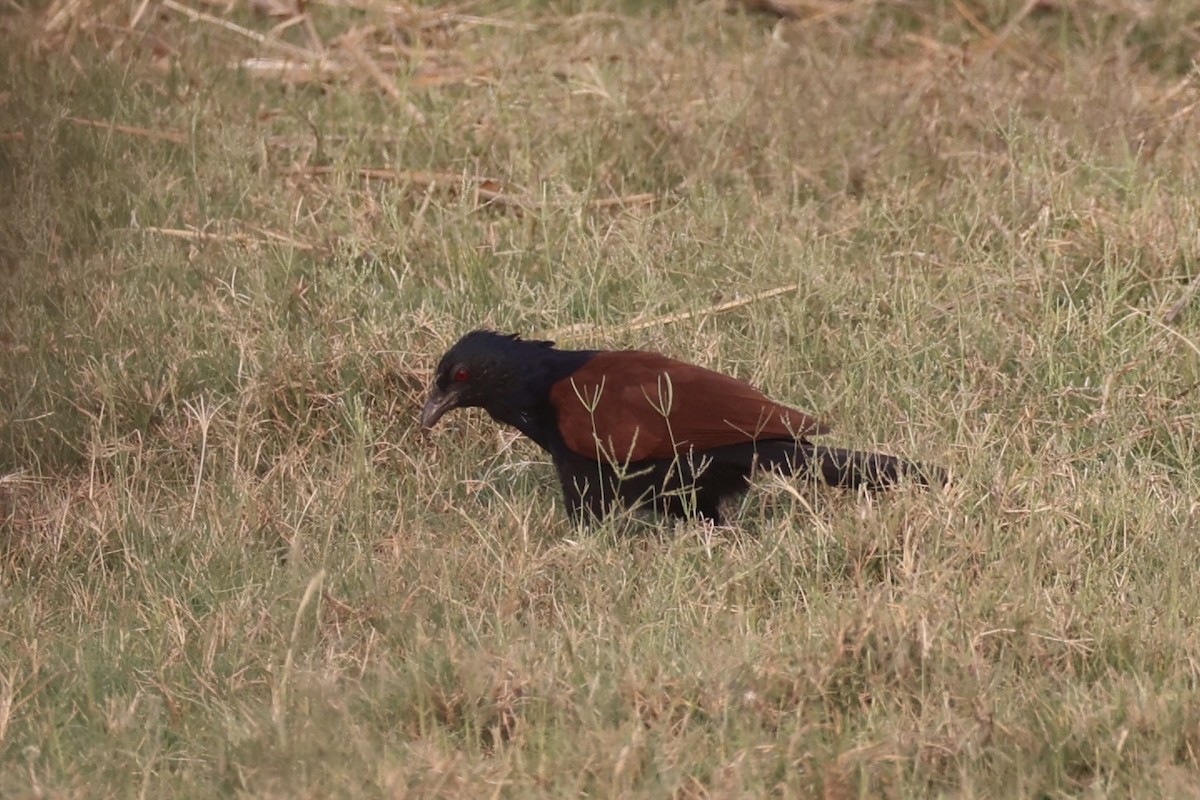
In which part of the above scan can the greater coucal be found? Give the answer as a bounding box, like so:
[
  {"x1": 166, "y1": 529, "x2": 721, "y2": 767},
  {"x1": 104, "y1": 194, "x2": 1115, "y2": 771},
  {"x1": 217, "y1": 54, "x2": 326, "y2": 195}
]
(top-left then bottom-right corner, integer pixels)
[{"x1": 420, "y1": 330, "x2": 940, "y2": 522}]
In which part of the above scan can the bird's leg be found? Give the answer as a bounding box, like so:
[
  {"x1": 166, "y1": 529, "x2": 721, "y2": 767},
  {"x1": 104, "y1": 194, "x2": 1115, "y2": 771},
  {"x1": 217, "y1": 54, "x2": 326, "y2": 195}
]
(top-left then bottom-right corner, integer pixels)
[
  {"x1": 694, "y1": 492, "x2": 725, "y2": 524},
  {"x1": 561, "y1": 478, "x2": 604, "y2": 524}
]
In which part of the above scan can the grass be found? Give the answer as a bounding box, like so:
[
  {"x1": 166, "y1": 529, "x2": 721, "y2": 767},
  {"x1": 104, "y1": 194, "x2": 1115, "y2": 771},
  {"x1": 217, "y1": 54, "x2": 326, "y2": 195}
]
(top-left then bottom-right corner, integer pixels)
[{"x1": 3, "y1": 0, "x2": 1200, "y2": 795}]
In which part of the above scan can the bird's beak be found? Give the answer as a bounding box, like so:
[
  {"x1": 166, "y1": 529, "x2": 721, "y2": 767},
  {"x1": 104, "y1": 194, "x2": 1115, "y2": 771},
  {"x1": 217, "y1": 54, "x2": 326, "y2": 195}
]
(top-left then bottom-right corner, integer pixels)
[{"x1": 420, "y1": 385, "x2": 459, "y2": 431}]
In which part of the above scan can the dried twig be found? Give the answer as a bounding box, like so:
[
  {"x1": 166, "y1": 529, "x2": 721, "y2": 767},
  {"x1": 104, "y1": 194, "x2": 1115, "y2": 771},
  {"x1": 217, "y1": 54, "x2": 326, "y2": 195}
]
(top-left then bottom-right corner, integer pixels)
[
  {"x1": 339, "y1": 33, "x2": 402, "y2": 103},
  {"x1": 42, "y1": 0, "x2": 87, "y2": 35},
  {"x1": 411, "y1": 68, "x2": 496, "y2": 88},
  {"x1": 1165, "y1": 278, "x2": 1200, "y2": 324},
  {"x1": 234, "y1": 57, "x2": 492, "y2": 88},
  {"x1": 291, "y1": 165, "x2": 531, "y2": 209},
  {"x1": 142, "y1": 226, "x2": 322, "y2": 252},
  {"x1": 235, "y1": 57, "x2": 337, "y2": 83},
  {"x1": 161, "y1": 0, "x2": 316, "y2": 60},
  {"x1": 951, "y1": 0, "x2": 1041, "y2": 69},
  {"x1": 473, "y1": 179, "x2": 527, "y2": 209},
  {"x1": 295, "y1": 166, "x2": 466, "y2": 183},
  {"x1": 65, "y1": 116, "x2": 188, "y2": 144},
  {"x1": 413, "y1": 11, "x2": 538, "y2": 31},
  {"x1": 307, "y1": 0, "x2": 537, "y2": 31},
  {"x1": 973, "y1": 0, "x2": 1042, "y2": 62},
  {"x1": 552, "y1": 283, "x2": 801, "y2": 341},
  {"x1": 291, "y1": 165, "x2": 660, "y2": 213},
  {"x1": 339, "y1": 33, "x2": 427, "y2": 122},
  {"x1": 585, "y1": 192, "x2": 659, "y2": 210}
]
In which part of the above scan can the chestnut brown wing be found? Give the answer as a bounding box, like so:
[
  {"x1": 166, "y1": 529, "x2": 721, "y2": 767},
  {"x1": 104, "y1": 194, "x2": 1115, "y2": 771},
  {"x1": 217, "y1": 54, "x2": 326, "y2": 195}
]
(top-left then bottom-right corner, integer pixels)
[{"x1": 549, "y1": 350, "x2": 828, "y2": 463}]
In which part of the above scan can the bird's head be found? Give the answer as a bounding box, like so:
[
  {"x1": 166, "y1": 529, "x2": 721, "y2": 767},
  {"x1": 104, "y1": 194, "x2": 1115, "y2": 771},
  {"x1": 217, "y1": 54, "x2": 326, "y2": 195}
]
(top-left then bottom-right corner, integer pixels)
[{"x1": 419, "y1": 330, "x2": 555, "y2": 431}]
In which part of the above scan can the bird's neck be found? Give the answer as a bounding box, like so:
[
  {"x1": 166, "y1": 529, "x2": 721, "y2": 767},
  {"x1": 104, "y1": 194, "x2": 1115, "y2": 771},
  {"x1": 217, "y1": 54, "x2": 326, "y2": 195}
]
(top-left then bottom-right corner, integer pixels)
[{"x1": 485, "y1": 347, "x2": 596, "y2": 455}]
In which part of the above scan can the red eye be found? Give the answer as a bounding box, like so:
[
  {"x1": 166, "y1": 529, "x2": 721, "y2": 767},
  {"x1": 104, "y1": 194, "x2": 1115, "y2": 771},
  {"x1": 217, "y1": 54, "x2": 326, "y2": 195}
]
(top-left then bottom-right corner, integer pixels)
[{"x1": 453, "y1": 366, "x2": 470, "y2": 383}]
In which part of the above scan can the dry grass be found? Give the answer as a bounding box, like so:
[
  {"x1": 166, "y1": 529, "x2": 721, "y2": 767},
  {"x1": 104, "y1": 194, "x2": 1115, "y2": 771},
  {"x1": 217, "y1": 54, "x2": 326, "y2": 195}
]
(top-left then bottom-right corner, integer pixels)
[{"x1": 3, "y1": 0, "x2": 1200, "y2": 796}]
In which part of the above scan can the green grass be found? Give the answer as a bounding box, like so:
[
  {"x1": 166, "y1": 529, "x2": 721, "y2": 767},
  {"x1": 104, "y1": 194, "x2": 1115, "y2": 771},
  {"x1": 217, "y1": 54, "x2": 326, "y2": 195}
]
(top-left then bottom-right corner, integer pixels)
[{"x1": 3, "y1": 0, "x2": 1200, "y2": 795}]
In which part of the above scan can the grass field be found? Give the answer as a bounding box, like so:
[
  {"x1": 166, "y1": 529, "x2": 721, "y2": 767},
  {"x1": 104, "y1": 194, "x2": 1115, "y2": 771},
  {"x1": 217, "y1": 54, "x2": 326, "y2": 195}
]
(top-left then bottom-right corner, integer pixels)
[{"x1": 3, "y1": 0, "x2": 1200, "y2": 795}]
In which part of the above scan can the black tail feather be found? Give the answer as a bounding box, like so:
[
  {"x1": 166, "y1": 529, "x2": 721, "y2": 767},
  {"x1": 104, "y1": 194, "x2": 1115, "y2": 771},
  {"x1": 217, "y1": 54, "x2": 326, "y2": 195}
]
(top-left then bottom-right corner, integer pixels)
[
  {"x1": 553, "y1": 440, "x2": 943, "y2": 524},
  {"x1": 756, "y1": 442, "x2": 944, "y2": 490}
]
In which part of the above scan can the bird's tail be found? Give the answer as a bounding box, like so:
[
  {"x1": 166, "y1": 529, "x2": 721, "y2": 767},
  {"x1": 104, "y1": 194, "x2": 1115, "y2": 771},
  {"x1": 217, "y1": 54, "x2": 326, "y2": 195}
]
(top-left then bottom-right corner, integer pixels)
[{"x1": 756, "y1": 442, "x2": 944, "y2": 490}]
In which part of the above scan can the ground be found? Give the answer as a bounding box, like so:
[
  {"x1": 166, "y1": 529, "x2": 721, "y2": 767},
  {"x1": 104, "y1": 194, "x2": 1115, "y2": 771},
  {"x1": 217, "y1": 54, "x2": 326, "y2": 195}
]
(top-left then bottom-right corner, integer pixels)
[{"x1": 3, "y1": 0, "x2": 1200, "y2": 796}]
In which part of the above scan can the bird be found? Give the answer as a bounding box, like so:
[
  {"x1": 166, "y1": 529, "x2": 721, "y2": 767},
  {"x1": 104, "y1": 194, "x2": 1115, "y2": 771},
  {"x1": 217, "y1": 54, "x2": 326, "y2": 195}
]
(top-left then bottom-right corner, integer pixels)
[{"x1": 420, "y1": 330, "x2": 941, "y2": 523}]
